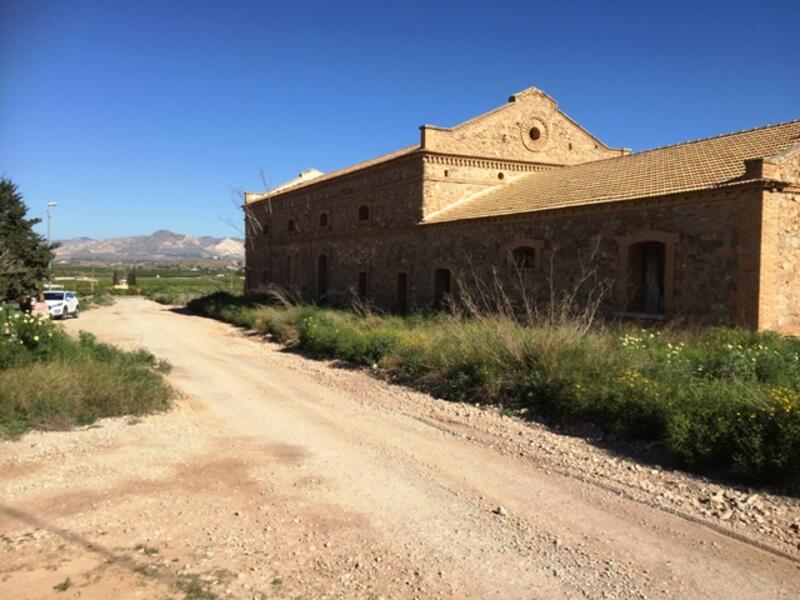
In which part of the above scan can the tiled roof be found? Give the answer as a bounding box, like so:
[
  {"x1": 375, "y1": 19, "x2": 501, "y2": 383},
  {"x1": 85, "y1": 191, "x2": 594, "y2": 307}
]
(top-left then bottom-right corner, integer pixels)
[
  {"x1": 425, "y1": 120, "x2": 800, "y2": 223},
  {"x1": 247, "y1": 145, "x2": 420, "y2": 203}
]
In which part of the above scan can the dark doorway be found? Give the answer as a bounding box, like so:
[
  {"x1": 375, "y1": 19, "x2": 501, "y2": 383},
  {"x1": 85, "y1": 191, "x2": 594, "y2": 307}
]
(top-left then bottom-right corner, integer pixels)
[
  {"x1": 357, "y1": 272, "x2": 368, "y2": 299},
  {"x1": 433, "y1": 268, "x2": 451, "y2": 309},
  {"x1": 317, "y1": 255, "x2": 328, "y2": 299},
  {"x1": 629, "y1": 242, "x2": 665, "y2": 315},
  {"x1": 397, "y1": 273, "x2": 408, "y2": 313}
]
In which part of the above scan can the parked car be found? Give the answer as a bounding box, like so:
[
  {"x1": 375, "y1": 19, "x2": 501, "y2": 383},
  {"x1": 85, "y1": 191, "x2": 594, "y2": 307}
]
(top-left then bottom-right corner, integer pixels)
[{"x1": 43, "y1": 290, "x2": 80, "y2": 319}]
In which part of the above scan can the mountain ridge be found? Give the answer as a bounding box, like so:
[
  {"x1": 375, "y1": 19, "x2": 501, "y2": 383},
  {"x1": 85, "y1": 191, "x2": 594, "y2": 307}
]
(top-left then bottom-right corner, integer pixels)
[{"x1": 55, "y1": 230, "x2": 244, "y2": 263}]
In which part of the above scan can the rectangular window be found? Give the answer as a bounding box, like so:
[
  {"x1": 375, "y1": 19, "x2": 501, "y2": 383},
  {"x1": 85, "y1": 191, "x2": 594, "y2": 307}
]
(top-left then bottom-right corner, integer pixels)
[
  {"x1": 397, "y1": 273, "x2": 408, "y2": 313},
  {"x1": 358, "y1": 272, "x2": 368, "y2": 299}
]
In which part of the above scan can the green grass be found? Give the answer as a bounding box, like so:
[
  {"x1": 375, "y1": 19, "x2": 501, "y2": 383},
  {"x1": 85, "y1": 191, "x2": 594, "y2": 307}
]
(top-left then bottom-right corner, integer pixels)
[
  {"x1": 139, "y1": 275, "x2": 242, "y2": 305},
  {"x1": 0, "y1": 309, "x2": 173, "y2": 437},
  {"x1": 50, "y1": 265, "x2": 244, "y2": 307},
  {"x1": 188, "y1": 292, "x2": 800, "y2": 488}
]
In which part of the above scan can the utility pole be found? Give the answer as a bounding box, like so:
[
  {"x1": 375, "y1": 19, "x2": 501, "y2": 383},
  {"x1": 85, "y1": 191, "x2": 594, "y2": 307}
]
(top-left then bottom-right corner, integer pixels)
[{"x1": 47, "y1": 202, "x2": 58, "y2": 289}]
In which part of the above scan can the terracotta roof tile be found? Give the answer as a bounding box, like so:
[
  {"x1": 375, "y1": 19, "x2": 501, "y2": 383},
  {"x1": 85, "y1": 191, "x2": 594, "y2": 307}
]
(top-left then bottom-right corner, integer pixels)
[
  {"x1": 425, "y1": 120, "x2": 800, "y2": 223},
  {"x1": 248, "y1": 145, "x2": 420, "y2": 202}
]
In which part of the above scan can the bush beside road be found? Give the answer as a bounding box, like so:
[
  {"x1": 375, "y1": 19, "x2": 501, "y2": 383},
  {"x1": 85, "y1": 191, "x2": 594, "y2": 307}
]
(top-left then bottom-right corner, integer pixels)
[
  {"x1": 188, "y1": 291, "x2": 800, "y2": 488},
  {"x1": 0, "y1": 307, "x2": 173, "y2": 437}
]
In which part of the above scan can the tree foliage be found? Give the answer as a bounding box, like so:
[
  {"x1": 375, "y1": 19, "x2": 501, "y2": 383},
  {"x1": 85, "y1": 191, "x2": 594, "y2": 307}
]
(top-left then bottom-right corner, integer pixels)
[
  {"x1": 127, "y1": 266, "x2": 138, "y2": 286},
  {"x1": 0, "y1": 178, "x2": 55, "y2": 300}
]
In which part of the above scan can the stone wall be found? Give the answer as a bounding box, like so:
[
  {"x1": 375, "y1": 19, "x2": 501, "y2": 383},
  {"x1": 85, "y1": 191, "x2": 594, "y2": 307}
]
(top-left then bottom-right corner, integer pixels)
[
  {"x1": 250, "y1": 185, "x2": 767, "y2": 329},
  {"x1": 245, "y1": 154, "x2": 424, "y2": 291},
  {"x1": 412, "y1": 189, "x2": 756, "y2": 327},
  {"x1": 759, "y1": 189, "x2": 800, "y2": 333}
]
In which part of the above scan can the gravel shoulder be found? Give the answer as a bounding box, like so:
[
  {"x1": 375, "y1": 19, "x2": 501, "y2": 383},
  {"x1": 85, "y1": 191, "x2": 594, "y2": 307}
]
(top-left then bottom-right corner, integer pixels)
[{"x1": 1, "y1": 297, "x2": 799, "y2": 599}]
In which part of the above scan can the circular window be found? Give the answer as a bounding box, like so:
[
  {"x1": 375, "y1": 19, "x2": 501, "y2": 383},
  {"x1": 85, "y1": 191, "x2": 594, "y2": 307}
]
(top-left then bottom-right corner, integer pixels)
[{"x1": 521, "y1": 117, "x2": 549, "y2": 151}]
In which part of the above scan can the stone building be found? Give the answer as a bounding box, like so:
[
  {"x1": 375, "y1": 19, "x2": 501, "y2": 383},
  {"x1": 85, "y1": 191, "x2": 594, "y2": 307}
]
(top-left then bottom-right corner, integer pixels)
[{"x1": 243, "y1": 88, "x2": 800, "y2": 332}]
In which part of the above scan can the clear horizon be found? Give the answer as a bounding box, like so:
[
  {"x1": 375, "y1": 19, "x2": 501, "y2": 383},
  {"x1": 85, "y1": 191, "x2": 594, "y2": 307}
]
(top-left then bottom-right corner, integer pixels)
[
  {"x1": 56, "y1": 229, "x2": 242, "y2": 243},
  {"x1": 2, "y1": 0, "x2": 798, "y2": 240}
]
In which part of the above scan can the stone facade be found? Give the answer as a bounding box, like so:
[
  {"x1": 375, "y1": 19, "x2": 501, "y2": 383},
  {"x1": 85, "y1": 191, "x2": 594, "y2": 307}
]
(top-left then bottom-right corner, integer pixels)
[
  {"x1": 419, "y1": 88, "x2": 624, "y2": 164},
  {"x1": 761, "y1": 189, "x2": 800, "y2": 332},
  {"x1": 244, "y1": 88, "x2": 800, "y2": 332}
]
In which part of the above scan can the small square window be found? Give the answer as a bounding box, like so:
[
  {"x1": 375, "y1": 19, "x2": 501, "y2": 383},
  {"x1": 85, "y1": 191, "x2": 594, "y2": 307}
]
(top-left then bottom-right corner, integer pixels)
[{"x1": 512, "y1": 246, "x2": 536, "y2": 270}]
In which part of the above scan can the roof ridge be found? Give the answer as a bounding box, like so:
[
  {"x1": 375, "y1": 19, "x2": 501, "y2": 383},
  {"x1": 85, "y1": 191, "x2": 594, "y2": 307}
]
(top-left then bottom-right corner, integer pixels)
[
  {"x1": 629, "y1": 118, "x2": 800, "y2": 157},
  {"x1": 247, "y1": 144, "x2": 420, "y2": 202}
]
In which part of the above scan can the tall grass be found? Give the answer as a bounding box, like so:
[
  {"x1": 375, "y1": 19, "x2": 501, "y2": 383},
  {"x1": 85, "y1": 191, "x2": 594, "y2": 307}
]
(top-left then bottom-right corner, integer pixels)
[
  {"x1": 0, "y1": 308, "x2": 173, "y2": 437},
  {"x1": 188, "y1": 291, "x2": 800, "y2": 487}
]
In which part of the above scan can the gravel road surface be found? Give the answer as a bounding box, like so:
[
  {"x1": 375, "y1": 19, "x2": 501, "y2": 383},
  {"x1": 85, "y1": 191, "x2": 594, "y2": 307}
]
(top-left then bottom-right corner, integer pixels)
[{"x1": 1, "y1": 297, "x2": 799, "y2": 599}]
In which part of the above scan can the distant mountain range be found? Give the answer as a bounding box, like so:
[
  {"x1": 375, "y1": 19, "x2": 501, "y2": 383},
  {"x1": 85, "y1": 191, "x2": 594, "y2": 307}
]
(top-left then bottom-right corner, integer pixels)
[{"x1": 55, "y1": 230, "x2": 244, "y2": 263}]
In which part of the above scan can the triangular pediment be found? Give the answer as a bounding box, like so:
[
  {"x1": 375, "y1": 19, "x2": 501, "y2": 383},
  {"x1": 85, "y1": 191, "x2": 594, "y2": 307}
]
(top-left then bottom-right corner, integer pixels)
[{"x1": 420, "y1": 87, "x2": 626, "y2": 164}]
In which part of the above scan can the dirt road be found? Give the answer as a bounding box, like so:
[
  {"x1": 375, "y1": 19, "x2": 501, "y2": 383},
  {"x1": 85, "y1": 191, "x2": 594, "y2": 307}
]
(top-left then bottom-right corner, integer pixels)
[{"x1": 2, "y1": 298, "x2": 799, "y2": 599}]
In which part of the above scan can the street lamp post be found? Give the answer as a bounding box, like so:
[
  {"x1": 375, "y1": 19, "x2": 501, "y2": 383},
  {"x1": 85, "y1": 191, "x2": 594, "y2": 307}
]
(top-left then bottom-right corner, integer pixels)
[{"x1": 47, "y1": 202, "x2": 58, "y2": 289}]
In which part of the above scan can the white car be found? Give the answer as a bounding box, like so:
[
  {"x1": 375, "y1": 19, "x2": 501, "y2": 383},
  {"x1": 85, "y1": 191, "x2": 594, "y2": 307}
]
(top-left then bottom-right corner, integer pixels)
[{"x1": 44, "y1": 290, "x2": 80, "y2": 319}]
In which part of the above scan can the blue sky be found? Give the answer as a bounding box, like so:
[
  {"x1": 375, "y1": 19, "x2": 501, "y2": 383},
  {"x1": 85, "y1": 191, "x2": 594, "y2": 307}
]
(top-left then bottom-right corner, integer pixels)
[{"x1": 1, "y1": 0, "x2": 798, "y2": 240}]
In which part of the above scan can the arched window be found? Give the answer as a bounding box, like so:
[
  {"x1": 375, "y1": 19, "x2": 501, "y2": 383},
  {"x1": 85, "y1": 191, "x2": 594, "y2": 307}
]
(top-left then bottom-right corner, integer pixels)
[
  {"x1": 358, "y1": 205, "x2": 370, "y2": 221},
  {"x1": 617, "y1": 230, "x2": 678, "y2": 317},
  {"x1": 319, "y1": 212, "x2": 329, "y2": 227},
  {"x1": 511, "y1": 246, "x2": 536, "y2": 271},
  {"x1": 288, "y1": 219, "x2": 295, "y2": 232},
  {"x1": 506, "y1": 240, "x2": 543, "y2": 273}
]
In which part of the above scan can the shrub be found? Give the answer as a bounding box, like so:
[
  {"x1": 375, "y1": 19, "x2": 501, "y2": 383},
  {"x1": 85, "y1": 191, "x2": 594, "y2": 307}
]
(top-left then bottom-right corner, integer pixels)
[
  {"x1": 185, "y1": 293, "x2": 800, "y2": 487},
  {"x1": 0, "y1": 306, "x2": 173, "y2": 437}
]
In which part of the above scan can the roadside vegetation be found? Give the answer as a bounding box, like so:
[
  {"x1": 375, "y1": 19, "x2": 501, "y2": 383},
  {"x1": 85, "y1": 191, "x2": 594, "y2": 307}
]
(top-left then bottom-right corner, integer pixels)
[
  {"x1": 0, "y1": 306, "x2": 173, "y2": 437},
  {"x1": 187, "y1": 291, "x2": 800, "y2": 488},
  {"x1": 0, "y1": 177, "x2": 174, "y2": 438},
  {"x1": 52, "y1": 264, "x2": 243, "y2": 307}
]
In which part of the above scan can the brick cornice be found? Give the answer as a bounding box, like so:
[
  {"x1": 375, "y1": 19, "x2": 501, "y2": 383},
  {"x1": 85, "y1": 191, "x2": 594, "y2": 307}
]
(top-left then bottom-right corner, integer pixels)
[{"x1": 420, "y1": 152, "x2": 560, "y2": 172}]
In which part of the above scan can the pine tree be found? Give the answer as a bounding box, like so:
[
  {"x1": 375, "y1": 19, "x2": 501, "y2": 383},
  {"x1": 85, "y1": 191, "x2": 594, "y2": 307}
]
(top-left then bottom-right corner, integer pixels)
[
  {"x1": 128, "y1": 266, "x2": 138, "y2": 286},
  {"x1": 0, "y1": 178, "x2": 55, "y2": 300}
]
